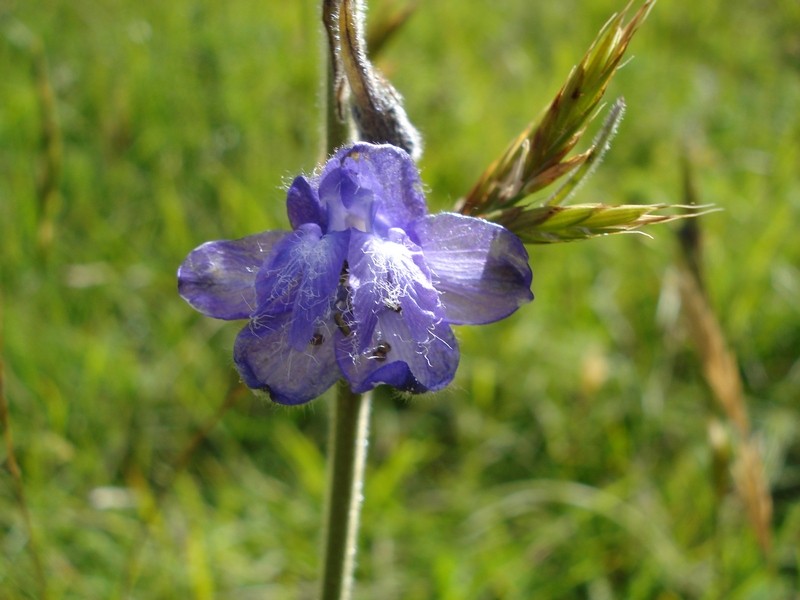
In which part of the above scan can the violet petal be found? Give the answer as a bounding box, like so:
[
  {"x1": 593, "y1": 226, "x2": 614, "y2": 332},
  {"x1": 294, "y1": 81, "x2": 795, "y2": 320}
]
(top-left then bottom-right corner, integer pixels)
[
  {"x1": 287, "y1": 176, "x2": 327, "y2": 231},
  {"x1": 319, "y1": 166, "x2": 375, "y2": 232},
  {"x1": 255, "y1": 225, "x2": 349, "y2": 351},
  {"x1": 347, "y1": 230, "x2": 442, "y2": 353},
  {"x1": 320, "y1": 144, "x2": 427, "y2": 235},
  {"x1": 335, "y1": 309, "x2": 458, "y2": 394},
  {"x1": 409, "y1": 213, "x2": 533, "y2": 325},
  {"x1": 178, "y1": 230, "x2": 288, "y2": 320},
  {"x1": 234, "y1": 315, "x2": 340, "y2": 405}
]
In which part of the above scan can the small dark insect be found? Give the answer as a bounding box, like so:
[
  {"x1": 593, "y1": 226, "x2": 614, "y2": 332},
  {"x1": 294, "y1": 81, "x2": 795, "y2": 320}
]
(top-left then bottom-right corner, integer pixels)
[
  {"x1": 384, "y1": 299, "x2": 402, "y2": 313},
  {"x1": 258, "y1": 385, "x2": 276, "y2": 401},
  {"x1": 334, "y1": 312, "x2": 352, "y2": 337},
  {"x1": 370, "y1": 341, "x2": 391, "y2": 362},
  {"x1": 309, "y1": 333, "x2": 325, "y2": 346}
]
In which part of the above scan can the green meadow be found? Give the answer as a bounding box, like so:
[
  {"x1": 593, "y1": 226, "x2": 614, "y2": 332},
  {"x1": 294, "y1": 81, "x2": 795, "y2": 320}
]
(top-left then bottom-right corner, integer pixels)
[{"x1": 1, "y1": 0, "x2": 799, "y2": 597}]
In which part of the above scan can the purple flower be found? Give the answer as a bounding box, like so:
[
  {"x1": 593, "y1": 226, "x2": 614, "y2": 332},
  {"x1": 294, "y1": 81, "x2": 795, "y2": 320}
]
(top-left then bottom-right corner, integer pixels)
[{"x1": 178, "y1": 143, "x2": 533, "y2": 405}]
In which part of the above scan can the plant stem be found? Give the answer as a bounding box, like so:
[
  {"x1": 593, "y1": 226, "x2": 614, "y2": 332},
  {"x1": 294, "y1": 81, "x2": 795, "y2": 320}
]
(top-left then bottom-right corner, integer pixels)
[
  {"x1": 319, "y1": 381, "x2": 372, "y2": 600},
  {"x1": 322, "y1": 0, "x2": 350, "y2": 155},
  {"x1": 324, "y1": 59, "x2": 351, "y2": 154},
  {"x1": 319, "y1": 7, "x2": 365, "y2": 598}
]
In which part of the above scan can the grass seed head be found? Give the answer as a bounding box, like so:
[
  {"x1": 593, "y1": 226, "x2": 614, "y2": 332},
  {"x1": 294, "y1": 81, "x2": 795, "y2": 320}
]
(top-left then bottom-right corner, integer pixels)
[{"x1": 459, "y1": 1, "x2": 656, "y2": 219}]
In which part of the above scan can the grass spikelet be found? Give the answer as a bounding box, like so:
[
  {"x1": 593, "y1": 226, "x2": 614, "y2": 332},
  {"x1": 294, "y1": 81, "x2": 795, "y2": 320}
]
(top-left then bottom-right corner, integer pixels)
[
  {"x1": 459, "y1": 0, "x2": 656, "y2": 216},
  {"x1": 493, "y1": 203, "x2": 713, "y2": 244},
  {"x1": 544, "y1": 98, "x2": 625, "y2": 207}
]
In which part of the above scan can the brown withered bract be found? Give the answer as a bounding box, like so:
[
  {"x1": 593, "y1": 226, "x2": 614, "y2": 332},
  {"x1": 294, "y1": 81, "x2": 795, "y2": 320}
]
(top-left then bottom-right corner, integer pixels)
[
  {"x1": 323, "y1": 0, "x2": 422, "y2": 159},
  {"x1": 339, "y1": 0, "x2": 422, "y2": 159}
]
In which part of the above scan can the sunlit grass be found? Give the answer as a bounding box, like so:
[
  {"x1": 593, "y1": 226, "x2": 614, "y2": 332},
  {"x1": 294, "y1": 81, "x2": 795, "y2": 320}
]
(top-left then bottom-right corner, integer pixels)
[{"x1": 1, "y1": 0, "x2": 799, "y2": 598}]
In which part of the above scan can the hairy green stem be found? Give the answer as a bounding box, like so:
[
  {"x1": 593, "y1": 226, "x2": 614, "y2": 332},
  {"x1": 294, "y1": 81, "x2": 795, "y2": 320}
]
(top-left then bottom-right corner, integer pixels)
[
  {"x1": 319, "y1": 381, "x2": 372, "y2": 600},
  {"x1": 319, "y1": 7, "x2": 368, "y2": 598},
  {"x1": 325, "y1": 62, "x2": 351, "y2": 153},
  {"x1": 322, "y1": 0, "x2": 350, "y2": 155}
]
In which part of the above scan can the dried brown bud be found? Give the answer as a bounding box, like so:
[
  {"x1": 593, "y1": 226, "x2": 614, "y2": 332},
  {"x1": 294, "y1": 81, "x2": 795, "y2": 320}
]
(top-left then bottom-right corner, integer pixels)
[{"x1": 338, "y1": 0, "x2": 422, "y2": 160}]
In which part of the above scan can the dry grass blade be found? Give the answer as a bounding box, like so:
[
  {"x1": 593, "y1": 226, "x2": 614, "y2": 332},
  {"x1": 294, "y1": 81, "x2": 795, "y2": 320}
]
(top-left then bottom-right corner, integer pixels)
[
  {"x1": 677, "y1": 258, "x2": 773, "y2": 555},
  {"x1": 732, "y1": 439, "x2": 773, "y2": 554},
  {"x1": 459, "y1": 0, "x2": 655, "y2": 216},
  {"x1": 493, "y1": 202, "x2": 713, "y2": 244},
  {"x1": 676, "y1": 160, "x2": 773, "y2": 555},
  {"x1": 677, "y1": 269, "x2": 749, "y2": 434},
  {"x1": 0, "y1": 292, "x2": 49, "y2": 599},
  {"x1": 156, "y1": 383, "x2": 247, "y2": 495}
]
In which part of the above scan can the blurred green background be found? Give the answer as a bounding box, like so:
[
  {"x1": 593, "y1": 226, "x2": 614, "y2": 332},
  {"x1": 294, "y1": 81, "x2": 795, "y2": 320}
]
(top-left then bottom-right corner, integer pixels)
[{"x1": 2, "y1": 0, "x2": 799, "y2": 598}]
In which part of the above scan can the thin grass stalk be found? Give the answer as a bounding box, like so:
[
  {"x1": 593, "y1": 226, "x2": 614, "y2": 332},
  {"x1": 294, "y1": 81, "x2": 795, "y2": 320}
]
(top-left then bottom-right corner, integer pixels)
[
  {"x1": 117, "y1": 383, "x2": 246, "y2": 598},
  {"x1": 32, "y1": 34, "x2": 62, "y2": 253},
  {"x1": 159, "y1": 384, "x2": 247, "y2": 491},
  {"x1": 319, "y1": 382, "x2": 372, "y2": 600},
  {"x1": 0, "y1": 292, "x2": 49, "y2": 599}
]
